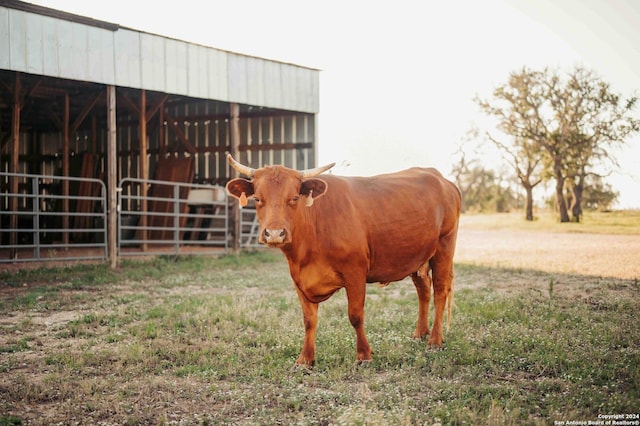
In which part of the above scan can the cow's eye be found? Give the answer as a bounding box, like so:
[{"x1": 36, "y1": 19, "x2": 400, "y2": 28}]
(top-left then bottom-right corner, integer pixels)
[
  {"x1": 292, "y1": 195, "x2": 299, "y2": 202},
  {"x1": 252, "y1": 196, "x2": 262, "y2": 204}
]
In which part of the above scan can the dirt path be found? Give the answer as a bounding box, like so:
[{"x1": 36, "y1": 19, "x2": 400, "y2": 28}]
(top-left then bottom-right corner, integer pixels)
[{"x1": 455, "y1": 227, "x2": 640, "y2": 280}]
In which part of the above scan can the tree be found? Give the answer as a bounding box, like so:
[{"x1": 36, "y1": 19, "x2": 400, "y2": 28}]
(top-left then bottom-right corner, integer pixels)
[
  {"x1": 476, "y1": 66, "x2": 639, "y2": 222},
  {"x1": 483, "y1": 134, "x2": 543, "y2": 221},
  {"x1": 450, "y1": 147, "x2": 517, "y2": 213},
  {"x1": 579, "y1": 175, "x2": 619, "y2": 212}
]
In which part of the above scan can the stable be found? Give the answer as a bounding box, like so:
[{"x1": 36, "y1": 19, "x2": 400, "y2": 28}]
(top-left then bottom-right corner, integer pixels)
[{"x1": 0, "y1": 1, "x2": 320, "y2": 266}]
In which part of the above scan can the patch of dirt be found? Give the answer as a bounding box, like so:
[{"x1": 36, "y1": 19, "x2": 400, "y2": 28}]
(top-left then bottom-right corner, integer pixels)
[
  {"x1": 450, "y1": 226, "x2": 640, "y2": 302},
  {"x1": 455, "y1": 228, "x2": 640, "y2": 280}
]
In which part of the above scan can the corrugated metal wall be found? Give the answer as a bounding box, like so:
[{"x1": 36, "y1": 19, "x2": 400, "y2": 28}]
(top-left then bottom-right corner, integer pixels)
[{"x1": 0, "y1": 5, "x2": 319, "y2": 113}]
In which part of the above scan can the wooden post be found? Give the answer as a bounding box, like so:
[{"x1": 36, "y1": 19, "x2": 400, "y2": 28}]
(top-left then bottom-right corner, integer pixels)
[
  {"x1": 106, "y1": 85, "x2": 118, "y2": 268},
  {"x1": 159, "y1": 102, "x2": 166, "y2": 158},
  {"x1": 62, "y1": 93, "x2": 70, "y2": 248},
  {"x1": 91, "y1": 115, "x2": 97, "y2": 154},
  {"x1": 230, "y1": 103, "x2": 241, "y2": 252},
  {"x1": 10, "y1": 73, "x2": 21, "y2": 258},
  {"x1": 139, "y1": 90, "x2": 148, "y2": 251}
]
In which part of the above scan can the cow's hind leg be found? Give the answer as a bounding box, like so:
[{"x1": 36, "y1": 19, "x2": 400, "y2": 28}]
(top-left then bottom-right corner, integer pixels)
[
  {"x1": 427, "y1": 234, "x2": 456, "y2": 348},
  {"x1": 411, "y1": 263, "x2": 432, "y2": 339}
]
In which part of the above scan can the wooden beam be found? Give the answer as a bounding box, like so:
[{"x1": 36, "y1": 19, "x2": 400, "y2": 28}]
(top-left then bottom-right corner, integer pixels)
[
  {"x1": 230, "y1": 103, "x2": 240, "y2": 252},
  {"x1": 46, "y1": 105, "x2": 63, "y2": 131},
  {"x1": 145, "y1": 94, "x2": 168, "y2": 124},
  {"x1": 166, "y1": 110, "x2": 307, "y2": 124},
  {"x1": 119, "y1": 92, "x2": 140, "y2": 115},
  {"x1": 10, "y1": 72, "x2": 21, "y2": 258},
  {"x1": 112, "y1": 142, "x2": 311, "y2": 157},
  {"x1": 41, "y1": 87, "x2": 102, "y2": 134},
  {"x1": 0, "y1": 133, "x2": 10, "y2": 154},
  {"x1": 25, "y1": 77, "x2": 44, "y2": 99},
  {"x1": 0, "y1": 79, "x2": 12, "y2": 94},
  {"x1": 91, "y1": 115, "x2": 97, "y2": 154},
  {"x1": 70, "y1": 91, "x2": 102, "y2": 134},
  {"x1": 106, "y1": 85, "x2": 117, "y2": 268},
  {"x1": 239, "y1": 142, "x2": 313, "y2": 152},
  {"x1": 62, "y1": 92, "x2": 70, "y2": 248},
  {"x1": 139, "y1": 90, "x2": 148, "y2": 251},
  {"x1": 159, "y1": 104, "x2": 166, "y2": 157},
  {"x1": 164, "y1": 112, "x2": 197, "y2": 154}
]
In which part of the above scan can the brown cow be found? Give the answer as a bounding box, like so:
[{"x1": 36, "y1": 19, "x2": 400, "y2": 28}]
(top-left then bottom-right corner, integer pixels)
[{"x1": 225, "y1": 154, "x2": 461, "y2": 367}]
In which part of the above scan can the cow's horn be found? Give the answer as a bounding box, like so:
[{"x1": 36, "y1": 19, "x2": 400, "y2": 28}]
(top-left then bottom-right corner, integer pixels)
[
  {"x1": 227, "y1": 154, "x2": 256, "y2": 177},
  {"x1": 299, "y1": 162, "x2": 336, "y2": 178}
]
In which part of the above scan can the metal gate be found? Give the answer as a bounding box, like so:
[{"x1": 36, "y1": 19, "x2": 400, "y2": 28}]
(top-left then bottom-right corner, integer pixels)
[
  {"x1": 117, "y1": 178, "x2": 230, "y2": 257},
  {"x1": 0, "y1": 173, "x2": 256, "y2": 265},
  {"x1": 0, "y1": 172, "x2": 107, "y2": 263}
]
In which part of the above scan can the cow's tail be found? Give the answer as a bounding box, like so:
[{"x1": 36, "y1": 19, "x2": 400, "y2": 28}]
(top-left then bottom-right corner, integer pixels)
[
  {"x1": 446, "y1": 284, "x2": 454, "y2": 331},
  {"x1": 446, "y1": 270, "x2": 454, "y2": 331}
]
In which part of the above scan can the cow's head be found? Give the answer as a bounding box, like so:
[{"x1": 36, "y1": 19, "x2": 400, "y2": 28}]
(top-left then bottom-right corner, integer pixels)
[{"x1": 225, "y1": 154, "x2": 335, "y2": 247}]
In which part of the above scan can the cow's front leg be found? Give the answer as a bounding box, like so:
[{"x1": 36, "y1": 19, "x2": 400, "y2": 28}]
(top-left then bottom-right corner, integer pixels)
[
  {"x1": 411, "y1": 268, "x2": 432, "y2": 339},
  {"x1": 294, "y1": 287, "x2": 318, "y2": 367},
  {"x1": 345, "y1": 284, "x2": 372, "y2": 364}
]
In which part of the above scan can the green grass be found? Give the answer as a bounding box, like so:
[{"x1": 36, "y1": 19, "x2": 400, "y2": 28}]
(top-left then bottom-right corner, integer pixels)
[{"x1": 1, "y1": 252, "x2": 638, "y2": 424}]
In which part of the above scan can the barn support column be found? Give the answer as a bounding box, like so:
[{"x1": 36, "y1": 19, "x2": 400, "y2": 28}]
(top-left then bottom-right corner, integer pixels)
[
  {"x1": 106, "y1": 85, "x2": 118, "y2": 268},
  {"x1": 139, "y1": 89, "x2": 148, "y2": 251},
  {"x1": 313, "y1": 113, "x2": 319, "y2": 168},
  {"x1": 62, "y1": 93, "x2": 70, "y2": 249},
  {"x1": 9, "y1": 73, "x2": 21, "y2": 259},
  {"x1": 91, "y1": 115, "x2": 98, "y2": 154},
  {"x1": 230, "y1": 103, "x2": 241, "y2": 252},
  {"x1": 159, "y1": 103, "x2": 166, "y2": 157}
]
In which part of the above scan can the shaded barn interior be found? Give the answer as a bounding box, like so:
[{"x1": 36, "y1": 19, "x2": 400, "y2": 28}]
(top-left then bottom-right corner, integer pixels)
[{"x1": 0, "y1": 1, "x2": 319, "y2": 264}]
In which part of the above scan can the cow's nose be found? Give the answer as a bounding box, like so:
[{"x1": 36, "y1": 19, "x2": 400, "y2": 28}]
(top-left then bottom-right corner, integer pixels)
[{"x1": 263, "y1": 228, "x2": 287, "y2": 245}]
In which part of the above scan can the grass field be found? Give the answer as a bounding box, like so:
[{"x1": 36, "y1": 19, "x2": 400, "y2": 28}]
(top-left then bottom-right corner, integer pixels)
[{"x1": 1, "y1": 212, "x2": 639, "y2": 425}]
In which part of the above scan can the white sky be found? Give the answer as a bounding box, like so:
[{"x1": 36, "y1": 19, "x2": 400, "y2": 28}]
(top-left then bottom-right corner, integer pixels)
[{"x1": 32, "y1": 0, "x2": 640, "y2": 208}]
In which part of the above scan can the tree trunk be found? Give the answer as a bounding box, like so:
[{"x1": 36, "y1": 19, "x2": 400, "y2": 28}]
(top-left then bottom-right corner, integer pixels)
[
  {"x1": 555, "y1": 175, "x2": 570, "y2": 222},
  {"x1": 550, "y1": 155, "x2": 571, "y2": 222},
  {"x1": 524, "y1": 185, "x2": 534, "y2": 221},
  {"x1": 570, "y1": 181, "x2": 584, "y2": 223}
]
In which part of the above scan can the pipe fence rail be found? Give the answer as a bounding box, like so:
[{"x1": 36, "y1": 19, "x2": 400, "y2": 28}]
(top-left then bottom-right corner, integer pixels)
[
  {"x1": 117, "y1": 178, "x2": 230, "y2": 257},
  {"x1": 1, "y1": 172, "x2": 263, "y2": 266},
  {"x1": 1, "y1": 172, "x2": 107, "y2": 263}
]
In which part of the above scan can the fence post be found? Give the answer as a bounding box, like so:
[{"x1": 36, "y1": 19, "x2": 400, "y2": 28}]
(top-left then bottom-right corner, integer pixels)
[
  {"x1": 32, "y1": 176, "x2": 40, "y2": 261},
  {"x1": 230, "y1": 103, "x2": 241, "y2": 252},
  {"x1": 107, "y1": 85, "x2": 118, "y2": 268},
  {"x1": 174, "y1": 184, "x2": 180, "y2": 255}
]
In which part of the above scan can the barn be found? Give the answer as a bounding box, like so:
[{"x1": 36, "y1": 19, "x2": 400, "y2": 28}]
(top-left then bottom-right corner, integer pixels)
[{"x1": 0, "y1": 1, "x2": 320, "y2": 266}]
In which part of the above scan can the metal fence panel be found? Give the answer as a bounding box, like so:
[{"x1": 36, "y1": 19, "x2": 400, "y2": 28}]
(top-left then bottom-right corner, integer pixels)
[
  {"x1": 0, "y1": 173, "x2": 259, "y2": 265},
  {"x1": 0, "y1": 172, "x2": 107, "y2": 263},
  {"x1": 117, "y1": 178, "x2": 231, "y2": 257}
]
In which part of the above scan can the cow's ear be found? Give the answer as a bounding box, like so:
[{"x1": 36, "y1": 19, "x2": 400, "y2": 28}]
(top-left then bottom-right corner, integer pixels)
[
  {"x1": 226, "y1": 178, "x2": 254, "y2": 206},
  {"x1": 300, "y1": 178, "x2": 327, "y2": 206}
]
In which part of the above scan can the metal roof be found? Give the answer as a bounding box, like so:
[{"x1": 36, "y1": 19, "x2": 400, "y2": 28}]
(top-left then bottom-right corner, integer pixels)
[{"x1": 0, "y1": 0, "x2": 319, "y2": 113}]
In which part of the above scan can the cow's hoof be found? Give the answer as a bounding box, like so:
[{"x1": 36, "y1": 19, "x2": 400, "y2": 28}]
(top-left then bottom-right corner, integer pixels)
[
  {"x1": 426, "y1": 342, "x2": 444, "y2": 352},
  {"x1": 412, "y1": 332, "x2": 429, "y2": 340},
  {"x1": 292, "y1": 363, "x2": 313, "y2": 373},
  {"x1": 354, "y1": 359, "x2": 373, "y2": 368}
]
